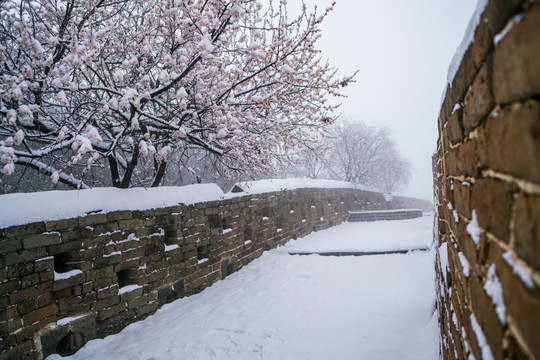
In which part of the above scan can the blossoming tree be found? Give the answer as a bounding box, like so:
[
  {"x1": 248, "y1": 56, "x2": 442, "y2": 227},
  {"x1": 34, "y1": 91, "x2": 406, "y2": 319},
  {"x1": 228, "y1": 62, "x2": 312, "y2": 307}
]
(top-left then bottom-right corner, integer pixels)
[{"x1": 0, "y1": 0, "x2": 354, "y2": 189}]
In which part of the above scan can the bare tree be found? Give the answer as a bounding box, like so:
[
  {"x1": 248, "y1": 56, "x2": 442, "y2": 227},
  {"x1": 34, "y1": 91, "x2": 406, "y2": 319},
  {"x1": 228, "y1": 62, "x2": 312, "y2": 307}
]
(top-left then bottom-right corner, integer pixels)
[
  {"x1": 0, "y1": 0, "x2": 355, "y2": 191},
  {"x1": 292, "y1": 120, "x2": 411, "y2": 194},
  {"x1": 327, "y1": 121, "x2": 411, "y2": 193}
]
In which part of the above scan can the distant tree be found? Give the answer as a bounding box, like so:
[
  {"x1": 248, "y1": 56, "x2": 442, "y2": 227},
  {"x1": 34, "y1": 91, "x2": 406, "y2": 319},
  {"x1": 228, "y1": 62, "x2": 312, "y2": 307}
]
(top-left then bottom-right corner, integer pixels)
[
  {"x1": 292, "y1": 121, "x2": 411, "y2": 194},
  {"x1": 0, "y1": 0, "x2": 355, "y2": 191},
  {"x1": 326, "y1": 121, "x2": 411, "y2": 193}
]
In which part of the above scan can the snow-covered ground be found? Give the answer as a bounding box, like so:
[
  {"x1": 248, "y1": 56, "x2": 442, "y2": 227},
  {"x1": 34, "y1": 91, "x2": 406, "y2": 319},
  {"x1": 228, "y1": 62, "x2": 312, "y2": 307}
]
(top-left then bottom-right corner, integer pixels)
[
  {"x1": 286, "y1": 215, "x2": 432, "y2": 254},
  {"x1": 47, "y1": 215, "x2": 438, "y2": 360}
]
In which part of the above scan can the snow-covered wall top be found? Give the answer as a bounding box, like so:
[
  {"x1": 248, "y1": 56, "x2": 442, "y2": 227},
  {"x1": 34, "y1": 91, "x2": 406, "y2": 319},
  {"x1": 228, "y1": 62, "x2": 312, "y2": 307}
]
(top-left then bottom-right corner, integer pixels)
[
  {"x1": 230, "y1": 178, "x2": 374, "y2": 194},
  {"x1": 0, "y1": 184, "x2": 224, "y2": 229},
  {"x1": 434, "y1": 0, "x2": 540, "y2": 359},
  {"x1": 0, "y1": 179, "x2": 376, "y2": 229}
]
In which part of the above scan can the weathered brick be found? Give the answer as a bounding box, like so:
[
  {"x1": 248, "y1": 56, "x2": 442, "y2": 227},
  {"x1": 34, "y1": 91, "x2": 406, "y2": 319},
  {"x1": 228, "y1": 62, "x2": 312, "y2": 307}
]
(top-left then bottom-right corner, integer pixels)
[
  {"x1": 468, "y1": 274, "x2": 504, "y2": 360},
  {"x1": 22, "y1": 303, "x2": 58, "y2": 325},
  {"x1": 92, "y1": 222, "x2": 120, "y2": 236},
  {"x1": 453, "y1": 181, "x2": 472, "y2": 219},
  {"x1": 463, "y1": 57, "x2": 494, "y2": 132},
  {"x1": 22, "y1": 232, "x2": 61, "y2": 250},
  {"x1": 91, "y1": 294, "x2": 120, "y2": 311},
  {"x1": 39, "y1": 269, "x2": 54, "y2": 283},
  {"x1": 493, "y1": 2, "x2": 540, "y2": 104},
  {"x1": 445, "y1": 140, "x2": 480, "y2": 177},
  {"x1": 5, "y1": 247, "x2": 48, "y2": 266},
  {"x1": 487, "y1": 243, "x2": 540, "y2": 360},
  {"x1": 21, "y1": 273, "x2": 40, "y2": 289},
  {"x1": 0, "y1": 238, "x2": 22, "y2": 255},
  {"x1": 513, "y1": 193, "x2": 540, "y2": 272},
  {"x1": 47, "y1": 240, "x2": 83, "y2": 255},
  {"x1": 97, "y1": 303, "x2": 126, "y2": 322},
  {"x1": 446, "y1": 107, "x2": 464, "y2": 145},
  {"x1": 107, "y1": 211, "x2": 133, "y2": 221},
  {"x1": 52, "y1": 271, "x2": 85, "y2": 291},
  {"x1": 478, "y1": 101, "x2": 540, "y2": 183},
  {"x1": 2, "y1": 222, "x2": 46, "y2": 239},
  {"x1": 118, "y1": 218, "x2": 145, "y2": 229},
  {"x1": 45, "y1": 218, "x2": 78, "y2": 232},
  {"x1": 79, "y1": 213, "x2": 108, "y2": 227},
  {"x1": 0, "y1": 340, "x2": 36, "y2": 360},
  {"x1": 0, "y1": 280, "x2": 20, "y2": 298},
  {"x1": 471, "y1": 178, "x2": 515, "y2": 243},
  {"x1": 135, "y1": 301, "x2": 158, "y2": 317}
]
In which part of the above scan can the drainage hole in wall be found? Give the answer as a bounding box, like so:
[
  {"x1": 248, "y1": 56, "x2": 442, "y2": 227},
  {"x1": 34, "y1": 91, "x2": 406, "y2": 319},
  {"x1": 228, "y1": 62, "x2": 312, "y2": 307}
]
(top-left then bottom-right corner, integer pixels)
[
  {"x1": 54, "y1": 252, "x2": 77, "y2": 273},
  {"x1": 56, "y1": 331, "x2": 86, "y2": 357},
  {"x1": 116, "y1": 268, "x2": 138, "y2": 288},
  {"x1": 197, "y1": 245, "x2": 209, "y2": 263}
]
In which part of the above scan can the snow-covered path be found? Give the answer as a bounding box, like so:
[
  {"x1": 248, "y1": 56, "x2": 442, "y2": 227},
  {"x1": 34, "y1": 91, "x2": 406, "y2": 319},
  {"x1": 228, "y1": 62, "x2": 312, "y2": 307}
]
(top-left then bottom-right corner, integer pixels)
[{"x1": 48, "y1": 215, "x2": 438, "y2": 360}]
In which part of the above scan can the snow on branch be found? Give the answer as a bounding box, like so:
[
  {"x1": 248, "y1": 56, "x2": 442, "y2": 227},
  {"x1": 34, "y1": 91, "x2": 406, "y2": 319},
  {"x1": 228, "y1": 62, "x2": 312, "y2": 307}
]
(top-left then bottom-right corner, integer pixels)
[{"x1": 0, "y1": 0, "x2": 354, "y2": 189}]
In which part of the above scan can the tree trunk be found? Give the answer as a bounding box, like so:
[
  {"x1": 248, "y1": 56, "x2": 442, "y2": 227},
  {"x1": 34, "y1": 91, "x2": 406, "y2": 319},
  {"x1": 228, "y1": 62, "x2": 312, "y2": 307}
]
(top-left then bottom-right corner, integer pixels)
[
  {"x1": 151, "y1": 161, "x2": 167, "y2": 187},
  {"x1": 120, "y1": 147, "x2": 139, "y2": 188},
  {"x1": 108, "y1": 155, "x2": 122, "y2": 188}
]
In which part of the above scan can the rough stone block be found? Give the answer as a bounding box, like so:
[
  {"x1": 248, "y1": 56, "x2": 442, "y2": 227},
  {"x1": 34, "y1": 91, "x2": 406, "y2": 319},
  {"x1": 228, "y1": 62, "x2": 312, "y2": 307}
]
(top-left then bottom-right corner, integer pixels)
[
  {"x1": 2, "y1": 222, "x2": 46, "y2": 239},
  {"x1": 40, "y1": 269, "x2": 54, "y2": 283},
  {"x1": 21, "y1": 273, "x2": 40, "y2": 289},
  {"x1": 446, "y1": 108, "x2": 464, "y2": 145},
  {"x1": 493, "y1": 2, "x2": 540, "y2": 104},
  {"x1": 513, "y1": 193, "x2": 540, "y2": 272},
  {"x1": 445, "y1": 140, "x2": 479, "y2": 177},
  {"x1": 22, "y1": 303, "x2": 58, "y2": 326},
  {"x1": 468, "y1": 274, "x2": 503, "y2": 360},
  {"x1": 463, "y1": 57, "x2": 494, "y2": 132},
  {"x1": 453, "y1": 181, "x2": 472, "y2": 219},
  {"x1": 0, "y1": 340, "x2": 36, "y2": 360},
  {"x1": 107, "y1": 211, "x2": 133, "y2": 221},
  {"x1": 119, "y1": 286, "x2": 143, "y2": 303},
  {"x1": 479, "y1": 101, "x2": 540, "y2": 183},
  {"x1": 488, "y1": 243, "x2": 540, "y2": 360},
  {"x1": 471, "y1": 178, "x2": 515, "y2": 242},
  {"x1": 10, "y1": 283, "x2": 51, "y2": 305},
  {"x1": 0, "y1": 238, "x2": 22, "y2": 255},
  {"x1": 22, "y1": 233, "x2": 61, "y2": 250},
  {"x1": 79, "y1": 214, "x2": 108, "y2": 227},
  {"x1": 52, "y1": 271, "x2": 85, "y2": 292},
  {"x1": 45, "y1": 218, "x2": 79, "y2": 232},
  {"x1": 135, "y1": 301, "x2": 158, "y2": 317},
  {"x1": 34, "y1": 256, "x2": 54, "y2": 272},
  {"x1": 47, "y1": 240, "x2": 83, "y2": 256},
  {"x1": 91, "y1": 294, "x2": 120, "y2": 311},
  {"x1": 0, "y1": 280, "x2": 21, "y2": 298}
]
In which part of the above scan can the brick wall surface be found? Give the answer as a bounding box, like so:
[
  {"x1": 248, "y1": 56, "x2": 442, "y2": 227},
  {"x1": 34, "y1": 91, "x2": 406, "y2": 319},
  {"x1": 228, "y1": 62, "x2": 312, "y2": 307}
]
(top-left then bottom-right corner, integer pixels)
[
  {"x1": 434, "y1": 0, "x2": 540, "y2": 359},
  {"x1": 0, "y1": 186, "x2": 422, "y2": 359}
]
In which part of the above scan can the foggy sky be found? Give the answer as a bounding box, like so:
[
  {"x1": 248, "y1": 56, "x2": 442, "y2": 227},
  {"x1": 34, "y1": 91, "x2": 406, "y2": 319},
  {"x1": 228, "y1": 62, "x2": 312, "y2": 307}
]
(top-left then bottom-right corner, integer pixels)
[{"x1": 294, "y1": 0, "x2": 477, "y2": 200}]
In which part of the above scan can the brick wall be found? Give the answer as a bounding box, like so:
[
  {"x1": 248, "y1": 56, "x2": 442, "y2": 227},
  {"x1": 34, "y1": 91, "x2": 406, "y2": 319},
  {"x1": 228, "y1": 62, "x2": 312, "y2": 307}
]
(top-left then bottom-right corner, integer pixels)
[
  {"x1": 387, "y1": 195, "x2": 433, "y2": 212},
  {"x1": 433, "y1": 0, "x2": 539, "y2": 359},
  {"x1": 0, "y1": 185, "x2": 416, "y2": 359}
]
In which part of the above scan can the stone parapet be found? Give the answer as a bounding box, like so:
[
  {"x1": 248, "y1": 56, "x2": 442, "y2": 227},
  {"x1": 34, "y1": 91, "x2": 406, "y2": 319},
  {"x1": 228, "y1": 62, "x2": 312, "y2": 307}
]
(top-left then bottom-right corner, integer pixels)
[
  {"x1": 434, "y1": 1, "x2": 540, "y2": 359},
  {"x1": 348, "y1": 209, "x2": 423, "y2": 222},
  {"x1": 0, "y1": 185, "x2": 423, "y2": 359}
]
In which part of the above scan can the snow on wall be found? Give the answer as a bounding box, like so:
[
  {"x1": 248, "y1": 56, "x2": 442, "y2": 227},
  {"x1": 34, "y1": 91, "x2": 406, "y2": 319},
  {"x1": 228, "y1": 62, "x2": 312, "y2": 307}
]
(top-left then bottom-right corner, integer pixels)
[
  {"x1": 433, "y1": 0, "x2": 540, "y2": 359},
  {"x1": 3, "y1": 181, "x2": 420, "y2": 359},
  {"x1": 0, "y1": 184, "x2": 224, "y2": 228},
  {"x1": 0, "y1": 178, "x2": 381, "y2": 229}
]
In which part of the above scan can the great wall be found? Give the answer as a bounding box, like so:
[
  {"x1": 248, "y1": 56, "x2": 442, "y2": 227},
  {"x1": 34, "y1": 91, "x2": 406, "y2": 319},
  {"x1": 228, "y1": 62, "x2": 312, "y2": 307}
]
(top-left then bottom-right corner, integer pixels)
[
  {"x1": 0, "y1": 180, "x2": 430, "y2": 359},
  {"x1": 433, "y1": 0, "x2": 540, "y2": 358}
]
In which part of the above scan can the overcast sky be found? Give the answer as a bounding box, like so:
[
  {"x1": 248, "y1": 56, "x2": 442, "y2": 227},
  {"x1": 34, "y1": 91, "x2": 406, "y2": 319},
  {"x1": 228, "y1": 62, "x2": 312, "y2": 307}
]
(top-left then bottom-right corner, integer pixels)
[{"x1": 291, "y1": 0, "x2": 478, "y2": 200}]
